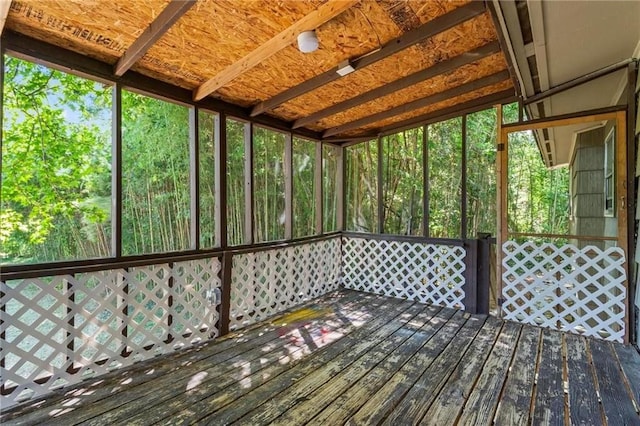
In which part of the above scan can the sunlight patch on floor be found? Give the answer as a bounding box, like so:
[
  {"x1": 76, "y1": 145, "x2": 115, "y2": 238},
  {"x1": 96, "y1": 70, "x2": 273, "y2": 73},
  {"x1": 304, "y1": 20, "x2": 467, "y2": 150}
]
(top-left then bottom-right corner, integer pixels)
[{"x1": 186, "y1": 371, "x2": 208, "y2": 392}]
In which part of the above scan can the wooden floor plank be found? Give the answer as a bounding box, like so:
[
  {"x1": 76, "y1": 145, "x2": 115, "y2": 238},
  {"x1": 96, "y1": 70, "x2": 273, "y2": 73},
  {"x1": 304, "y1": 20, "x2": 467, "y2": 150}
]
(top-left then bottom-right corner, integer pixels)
[
  {"x1": 589, "y1": 339, "x2": 640, "y2": 425},
  {"x1": 380, "y1": 314, "x2": 487, "y2": 425},
  {"x1": 269, "y1": 306, "x2": 453, "y2": 426},
  {"x1": 81, "y1": 294, "x2": 410, "y2": 426},
  {"x1": 81, "y1": 313, "x2": 355, "y2": 426},
  {"x1": 172, "y1": 301, "x2": 423, "y2": 425},
  {"x1": 493, "y1": 325, "x2": 542, "y2": 425},
  {"x1": 420, "y1": 316, "x2": 503, "y2": 426},
  {"x1": 306, "y1": 307, "x2": 459, "y2": 426},
  {"x1": 456, "y1": 321, "x2": 522, "y2": 426},
  {"x1": 221, "y1": 303, "x2": 433, "y2": 426},
  {"x1": 531, "y1": 329, "x2": 565, "y2": 426},
  {"x1": 4, "y1": 289, "x2": 640, "y2": 426},
  {"x1": 346, "y1": 309, "x2": 473, "y2": 425},
  {"x1": 565, "y1": 333, "x2": 604, "y2": 426},
  {"x1": 0, "y1": 289, "x2": 360, "y2": 424},
  {"x1": 614, "y1": 344, "x2": 640, "y2": 409},
  {"x1": 3, "y1": 290, "x2": 371, "y2": 426}
]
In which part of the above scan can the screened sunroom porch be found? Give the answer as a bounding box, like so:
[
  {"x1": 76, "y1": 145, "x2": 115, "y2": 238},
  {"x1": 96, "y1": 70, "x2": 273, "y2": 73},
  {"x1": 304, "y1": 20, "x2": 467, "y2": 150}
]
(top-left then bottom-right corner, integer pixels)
[{"x1": 1, "y1": 0, "x2": 639, "y2": 424}]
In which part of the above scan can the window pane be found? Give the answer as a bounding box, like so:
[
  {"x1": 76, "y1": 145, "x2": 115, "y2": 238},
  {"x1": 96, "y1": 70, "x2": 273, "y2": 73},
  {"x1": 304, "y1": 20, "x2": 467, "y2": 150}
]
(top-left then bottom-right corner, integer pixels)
[
  {"x1": 199, "y1": 110, "x2": 216, "y2": 248},
  {"x1": 428, "y1": 118, "x2": 462, "y2": 238},
  {"x1": 346, "y1": 141, "x2": 378, "y2": 232},
  {"x1": 122, "y1": 91, "x2": 190, "y2": 255},
  {"x1": 502, "y1": 101, "x2": 520, "y2": 124},
  {"x1": 253, "y1": 127, "x2": 285, "y2": 242},
  {"x1": 1, "y1": 56, "x2": 112, "y2": 264},
  {"x1": 382, "y1": 128, "x2": 423, "y2": 235},
  {"x1": 226, "y1": 119, "x2": 246, "y2": 246},
  {"x1": 293, "y1": 137, "x2": 316, "y2": 238},
  {"x1": 466, "y1": 108, "x2": 497, "y2": 237},
  {"x1": 323, "y1": 144, "x2": 340, "y2": 233},
  {"x1": 508, "y1": 130, "x2": 569, "y2": 235}
]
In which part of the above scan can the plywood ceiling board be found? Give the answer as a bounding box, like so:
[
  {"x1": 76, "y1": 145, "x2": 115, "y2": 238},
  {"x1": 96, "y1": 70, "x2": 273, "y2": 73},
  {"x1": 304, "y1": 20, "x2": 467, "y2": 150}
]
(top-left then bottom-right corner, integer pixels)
[
  {"x1": 275, "y1": 13, "x2": 499, "y2": 123},
  {"x1": 214, "y1": 1, "x2": 402, "y2": 110},
  {"x1": 316, "y1": 53, "x2": 508, "y2": 130},
  {"x1": 338, "y1": 79, "x2": 513, "y2": 136},
  {"x1": 138, "y1": 0, "x2": 321, "y2": 91},
  {"x1": 6, "y1": 0, "x2": 170, "y2": 65}
]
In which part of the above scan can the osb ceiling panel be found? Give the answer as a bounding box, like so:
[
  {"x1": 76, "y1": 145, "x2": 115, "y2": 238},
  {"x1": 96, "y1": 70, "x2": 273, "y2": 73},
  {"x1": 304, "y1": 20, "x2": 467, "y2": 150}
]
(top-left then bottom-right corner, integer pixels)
[
  {"x1": 273, "y1": 12, "x2": 501, "y2": 123},
  {"x1": 316, "y1": 52, "x2": 508, "y2": 130},
  {"x1": 214, "y1": 1, "x2": 403, "y2": 106},
  {"x1": 5, "y1": 0, "x2": 515, "y2": 138},
  {"x1": 343, "y1": 79, "x2": 514, "y2": 136},
  {"x1": 6, "y1": 0, "x2": 175, "y2": 71},
  {"x1": 138, "y1": 0, "x2": 325, "y2": 91}
]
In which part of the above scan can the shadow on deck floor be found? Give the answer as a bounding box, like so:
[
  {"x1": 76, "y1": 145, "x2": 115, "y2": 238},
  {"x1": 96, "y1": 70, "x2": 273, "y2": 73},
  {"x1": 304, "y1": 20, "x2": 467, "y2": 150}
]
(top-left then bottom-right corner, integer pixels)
[{"x1": 2, "y1": 288, "x2": 639, "y2": 425}]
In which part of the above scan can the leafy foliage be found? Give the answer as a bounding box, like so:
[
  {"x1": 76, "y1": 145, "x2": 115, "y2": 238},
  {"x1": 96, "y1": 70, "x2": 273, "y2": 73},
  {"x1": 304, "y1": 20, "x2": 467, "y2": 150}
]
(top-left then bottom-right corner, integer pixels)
[
  {"x1": 121, "y1": 90, "x2": 191, "y2": 255},
  {"x1": 382, "y1": 128, "x2": 423, "y2": 235},
  {"x1": 1, "y1": 56, "x2": 111, "y2": 263},
  {"x1": 293, "y1": 137, "x2": 316, "y2": 238},
  {"x1": 1, "y1": 55, "x2": 570, "y2": 265},
  {"x1": 253, "y1": 126, "x2": 285, "y2": 242}
]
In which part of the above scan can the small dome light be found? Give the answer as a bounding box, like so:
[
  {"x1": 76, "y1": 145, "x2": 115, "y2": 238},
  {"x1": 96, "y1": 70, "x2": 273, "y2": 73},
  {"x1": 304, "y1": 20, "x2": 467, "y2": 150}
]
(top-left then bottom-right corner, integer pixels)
[{"x1": 297, "y1": 30, "x2": 319, "y2": 53}]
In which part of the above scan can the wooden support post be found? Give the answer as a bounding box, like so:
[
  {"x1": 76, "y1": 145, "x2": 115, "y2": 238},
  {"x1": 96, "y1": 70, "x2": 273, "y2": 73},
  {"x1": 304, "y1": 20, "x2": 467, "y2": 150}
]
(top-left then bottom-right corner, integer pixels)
[
  {"x1": 377, "y1": 136, "x2": 384, "y2": 234},
  {"x1": 463, "y1": 238, "x2": 479, "y2": 314},
  {"x1": 215, "y1": 112, "x2": 228, "y2": 248},
  {"x1": 461, "y1": 114, "x2": 468, "y2": 239},
  {"x1": 112, "y1": 84, "x2": 122, "y2": 258},
  {"x1": 218, "y1": 253, "x2": 232, "y2": 336},
  {"x1": 476, "y1": 233, "x2": 492, "y2": 315},
  {"x1": 244, "y1": 122, "x2": 254, "y2": 245},
  {"x1": 626, "y1": 61, "x2": 638, "y2": 345},
  {"x1": 615, "y1": 109, "x2": 629, "y2": 343},
  {"x1": 496, "y1": 104, "x2": 506, "y2": 315},
  {"x1": 189, "y1": 108, "x2": 199, "y2": 250},
  {"x1": 284, "y1": 133, "x2": 293, "y2": 240},
  {"x1": 315, "y1": 142, "x2": 323, "y2": 234},
  {"x1": 337, "y1": 145, "x2": 346, "y2": 231},
  {"x1": 423, "y1": 124, "x2": 429, "y2": 237}
]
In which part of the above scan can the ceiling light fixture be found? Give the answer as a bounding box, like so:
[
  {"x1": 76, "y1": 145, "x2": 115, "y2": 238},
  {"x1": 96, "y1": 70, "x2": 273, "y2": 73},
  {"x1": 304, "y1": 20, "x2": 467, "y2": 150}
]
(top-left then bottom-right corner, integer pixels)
[
  {"x1": 336, "y1": 60, "x2": 355, "y2": 76},
  {"x1": 297, "y1": 30, "x2": 319, "y2": 53}
]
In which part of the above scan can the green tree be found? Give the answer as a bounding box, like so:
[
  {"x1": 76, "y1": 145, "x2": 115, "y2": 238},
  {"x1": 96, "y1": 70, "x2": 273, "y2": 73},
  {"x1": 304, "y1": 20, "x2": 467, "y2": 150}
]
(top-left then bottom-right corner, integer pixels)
[
  {"x1": 121, "y1": 90, "x2": 191, "y2": 255},
  {"x1": 1, "y1": 56, "x2": 111, "y2": 263}
]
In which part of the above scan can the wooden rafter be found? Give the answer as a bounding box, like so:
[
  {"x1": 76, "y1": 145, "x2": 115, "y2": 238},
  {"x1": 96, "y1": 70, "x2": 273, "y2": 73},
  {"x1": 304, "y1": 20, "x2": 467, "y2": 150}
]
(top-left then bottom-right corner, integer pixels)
[
  {"x1": 114, "y1": 0, "x2": 196, "y2": 77},
  {"x1": 250, "y1": 1, "x2": 486, "y2": 117},
  {"x1": 0, "y1": 0, "x2": 11, "y2": 36},
  {"x1": 193, "y1": 0, "x2": 358, "y2": 102},
  {"x1": 293, "y1": 41, "x2": 501, "y2": 129},
  {"x1": 376, "y1": 89, "x2": 516, "y2": 137},
  {"x1": 323, "y1": 70, "x2": 511, "y2": 137}
]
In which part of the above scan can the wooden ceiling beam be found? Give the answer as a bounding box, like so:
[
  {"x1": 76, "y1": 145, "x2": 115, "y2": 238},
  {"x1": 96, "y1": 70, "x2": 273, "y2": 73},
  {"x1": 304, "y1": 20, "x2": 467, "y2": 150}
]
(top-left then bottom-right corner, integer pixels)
[
  {"x1": 0, "y1": 1, "x2": 11, "y2": 36},
  {"x1": 193, "y1": 0, "x2": 358, "y2": 101},
  {"x1": 2, "y1": 30, "x2": 323, "y2": 140},
  {"x1": 114, "y1": 0, "x2": 196, "y2": 77},
  {"x1": 293, "y1": 41, "x2": 501, "y2": 129},
  {"x1": 378, "y1": 89, "x2": 517, "y2": 136},
  {"x1": 323, "y1": 70, "x2": 511, "y2": 137},
  {"x1": 250, "y1": 1, "x2": 486, "y2": 117}
]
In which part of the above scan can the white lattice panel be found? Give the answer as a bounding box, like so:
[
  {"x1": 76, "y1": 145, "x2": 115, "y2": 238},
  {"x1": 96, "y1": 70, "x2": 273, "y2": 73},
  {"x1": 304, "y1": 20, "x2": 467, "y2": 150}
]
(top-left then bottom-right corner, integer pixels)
[
  {"x1": 1, "y1": 257, "x2": 221, "y2": 408},
  {"x1": 341, "y1": 237, "x2": 466, "y2": 309},
  {"x1": 230, "y1": 238, "x2": 341, "y2": 330},
  {"x1": 172, "y1": 259, "x2": 221, "y2": 346},
  {"x1": 502, "y1": 241, "x2": 627, "y2": 342}
]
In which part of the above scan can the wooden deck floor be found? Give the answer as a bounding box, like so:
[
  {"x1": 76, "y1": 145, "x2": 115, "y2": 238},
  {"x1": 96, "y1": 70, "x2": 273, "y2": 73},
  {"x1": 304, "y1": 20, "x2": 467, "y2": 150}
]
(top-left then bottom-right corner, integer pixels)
[{"x1": 2, "y1": 289, "x2": 640, "y2": 425}]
